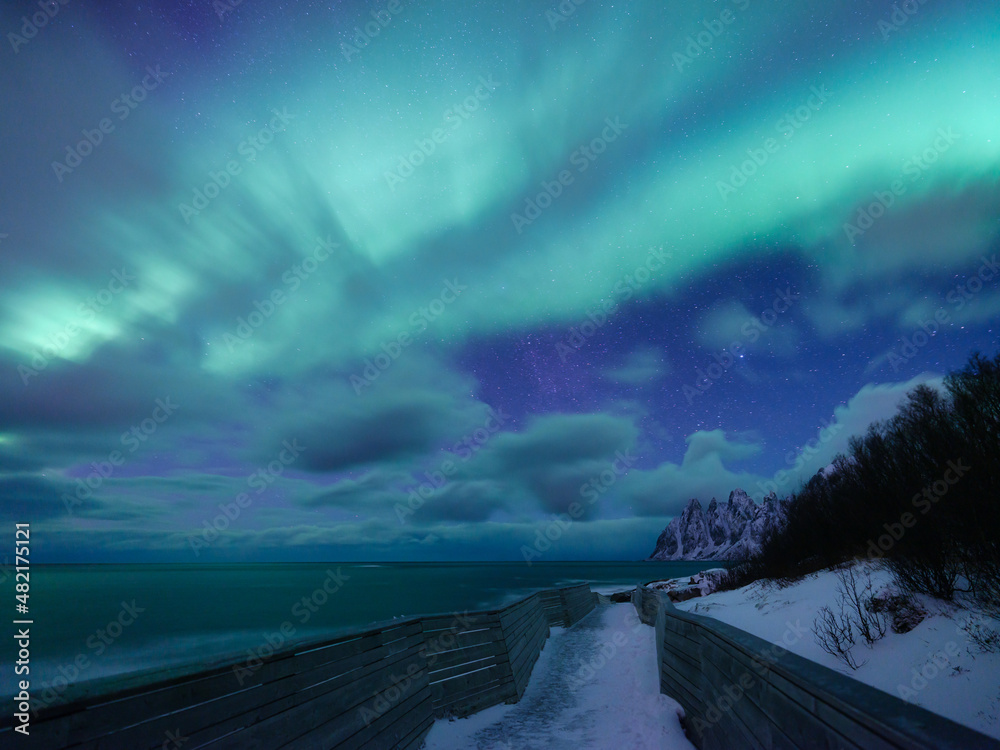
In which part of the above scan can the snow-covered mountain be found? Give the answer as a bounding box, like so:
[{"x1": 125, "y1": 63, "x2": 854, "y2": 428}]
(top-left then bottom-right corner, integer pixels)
[{"x1": 648, "y1": 489, "x2": 788, "y2": 561}]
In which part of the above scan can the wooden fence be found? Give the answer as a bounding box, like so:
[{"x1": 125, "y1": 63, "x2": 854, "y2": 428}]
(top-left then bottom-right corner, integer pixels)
[
  {"x1": 538, "y1": 583, "x2": 596, "y2": 627},
  {"x1": 1, "y1": 584, "x2": 595, "y2": 750},
  {"x1": 632, "y1": 584, "x2": 1000, "y2": 750}
]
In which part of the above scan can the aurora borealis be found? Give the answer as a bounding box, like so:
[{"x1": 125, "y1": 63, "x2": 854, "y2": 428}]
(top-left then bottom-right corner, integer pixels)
[{"x1": 1, "y1": 0, "x2": 998, "y2": 561}]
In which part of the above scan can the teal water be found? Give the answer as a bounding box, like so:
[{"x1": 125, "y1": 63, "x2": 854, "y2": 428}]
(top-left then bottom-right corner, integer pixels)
[{"x1": 1, "y1": 561, "x2": 712, "y2": 699}]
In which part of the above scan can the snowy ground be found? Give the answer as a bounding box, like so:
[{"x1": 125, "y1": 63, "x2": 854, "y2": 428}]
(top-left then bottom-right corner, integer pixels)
[
  {"x1": 671, "y1": 561, "x2": 1000, "y2": 739},
  {"x1": 423, "y1": 603, "x2": 695, "y2": 750}
]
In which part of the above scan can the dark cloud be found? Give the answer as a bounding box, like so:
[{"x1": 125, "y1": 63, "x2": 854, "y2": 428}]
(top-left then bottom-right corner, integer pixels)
[
  {"x1": 1, "y1": 0, "x2": 998, "y2": 562},
  {"x1": 0, "y1": 474, "x2": 95, "y2": 521}
]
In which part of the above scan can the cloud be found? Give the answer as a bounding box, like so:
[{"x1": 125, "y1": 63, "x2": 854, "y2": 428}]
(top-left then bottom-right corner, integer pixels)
[
  {"x1": 681, "y1": 430, "x2": 762, "y2": 466},
  {"x1": 602, "y1": 348, "x2": 668, "y2": 385},
  {"x1": 256, "y1": 357, "x2": 491, "y2": 474},
  {"x1": 298, "y1": 412, "x2": 641, "y2": 522},
  {"x1": 760, "y1": 372, "x2": 945, "y2": 495},
  {"x1": 617, "y1": 431, "x2": 765, "y2": 517},
  {"x1": 696, "y1": 302, "x2": 756, "y2": 350},
  {"x1": 477, "y1": 413, "x2": 637, "y2": 474},
  {"x1": 0, "y1": 474, "x2": 93, "y2": 521}
]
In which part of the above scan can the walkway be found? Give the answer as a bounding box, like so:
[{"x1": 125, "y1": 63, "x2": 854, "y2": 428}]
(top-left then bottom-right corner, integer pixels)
[{"x1": 422, "y1": 603, "x2": 696, "y2": 750}]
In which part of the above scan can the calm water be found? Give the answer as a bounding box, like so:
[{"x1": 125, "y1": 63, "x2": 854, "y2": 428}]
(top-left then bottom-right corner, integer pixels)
[{"x1": 0, "y1": 561, "x2": 711, "y2": 698}]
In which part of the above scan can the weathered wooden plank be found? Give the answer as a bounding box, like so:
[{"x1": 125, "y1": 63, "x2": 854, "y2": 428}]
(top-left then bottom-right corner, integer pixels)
[
  {"x1": 503, "y1": 600, "x2": 545, "y2": 637},
  {"x1": 429, "y1": 652, "x2": 503, "y2": 685},
  {"x1": 660, "y1": 648, "x2": 705, "y2": 698},
  {"x1": 660, "y1": 657, "x2": 705, "y2": 714},
  {"x1": 4, "y1": 585, "x2": 758, "y2": 750},
  {"x1": 100, "y1": 637, "x2": 427, "y2": 750},
  {"x1": 422, "y1": 625, "x2": 500, "y2": 654},
  {"x1": 498, "y1": 600, "x2": 542, "y2": 634},
  {"x1": 276, "y1": 649, "x2": 427, "y2": 750},
  {"x1": 645, "y1": 586, "x2": 1000, "y2": 750},
  {"x1": 299, "y1": 676, "x2": 432, "y2": 750},
  {"x1": 506, "y1": 622, "x2": 542, "y2": 664},
  {"x1": 32, "y1": 621, "x2": 422, "y2": 743},
  {"x1": 661, "y1": 632, "x2": 702, "y2": 673},
  {"x1": 344, "y1": 689, "x2": 434, "y2": 750},
  {"x1": 427, "y1": 639, "x2": 504, "y2": 671},
  {"x1": 503, "y1": 619, "x2": 543, "y2": 666},
  {"x1": 436, "y1": 683, "x2": 511, "y2": 718},
  {"x1": 698, "y1": 650, "x2": 804, "y2": 750},
  {"x1": 432, "y1": 663, "x2": 505, "y2": 695},
  {"x1": 38, "y1": 618, "x2": 423, "y2": 722},
  {"x1": 508, "y1": 617, "x2": 545, "y2": 672},
  {"x1": 421, "y1": 611, "x2": 498, "y2": 631},
  {"x1": 398, "y1": 708, "x2": 435, "y2": 750},
  {"x1": 699, "y1": 626, "x2": 898, "y2": 750},
  {"x1": 509, "y1": 621, "x2": 546, "y2": 698},
  {"x1": 697, "y1": 650, "x2": 769, "y2": 749},
  {"x1": 510, "y1": 632, "x2": 545, "y2": 689}
]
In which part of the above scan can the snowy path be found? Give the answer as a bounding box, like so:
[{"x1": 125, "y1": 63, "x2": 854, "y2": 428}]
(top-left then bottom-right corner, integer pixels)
[{"x1": 423, "y1": 603, "x2": 695, "y2": 750}]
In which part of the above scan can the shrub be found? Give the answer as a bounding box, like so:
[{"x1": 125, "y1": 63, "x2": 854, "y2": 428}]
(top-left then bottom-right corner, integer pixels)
[{"x1": 736, "y1": 351, "x2": 1000, "y2": 611}]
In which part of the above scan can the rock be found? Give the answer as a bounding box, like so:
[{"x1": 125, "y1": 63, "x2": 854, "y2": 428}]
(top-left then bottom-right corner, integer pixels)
[
  {"x1": 647, "y1": 568, "x2": 730, "y2": 601},
  {"x1": 869, "y1": 590, "x2": 927, "y2": 634},
  {"x1": 667, "y1": 586, "x2": 703, "y2": 602},
  {"x1": 648, "y1": 489, "x2": 789, "y2": 561}
]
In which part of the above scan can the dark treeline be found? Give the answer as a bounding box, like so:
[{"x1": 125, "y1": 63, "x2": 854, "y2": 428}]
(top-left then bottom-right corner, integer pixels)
[{"x1": 724, "y1": 351, "x2": 1000, "y2": 614}]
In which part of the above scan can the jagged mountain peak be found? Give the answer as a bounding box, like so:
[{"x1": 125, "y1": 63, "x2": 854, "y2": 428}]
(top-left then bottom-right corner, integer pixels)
[{"x1": 648, "y1": 488, "x2": 789, "y2": 561}]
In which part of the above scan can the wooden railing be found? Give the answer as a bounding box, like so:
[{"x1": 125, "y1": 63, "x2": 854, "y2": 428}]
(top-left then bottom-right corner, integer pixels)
[
  {"x1": 1, "y1": 584, "x2": 596, "y2": 750},
  {"x1": 632, "y1": 584, "x2": 1000, "y2": 750},
  {"x1": 538, "y1": 583, "x2": 596, "y2": 627}
]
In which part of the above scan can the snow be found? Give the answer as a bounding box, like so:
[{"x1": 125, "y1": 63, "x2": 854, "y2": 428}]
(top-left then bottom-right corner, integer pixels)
[
  {"x1": 647, "y1": 569, "x2": 727, "y2": 601},
  {"x1": 670, "y1": 561, "x2": 1000, "y2": 739},
  {"x1": 590, "y1": 584, "x2": 633, "y2": 596},
  {"x1": 423, "y1": 603, "x2": 696, "y2": 750}
]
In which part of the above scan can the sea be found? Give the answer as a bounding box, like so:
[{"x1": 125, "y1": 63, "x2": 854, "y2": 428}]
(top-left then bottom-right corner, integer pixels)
[{"x1": 0, "y1": 561, "x2": 711, "y2": 700}]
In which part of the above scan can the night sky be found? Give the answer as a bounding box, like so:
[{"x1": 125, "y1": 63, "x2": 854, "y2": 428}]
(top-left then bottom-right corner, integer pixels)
[{"x1": 1, "y1": 0, "x2": 998, "y2": 562}]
